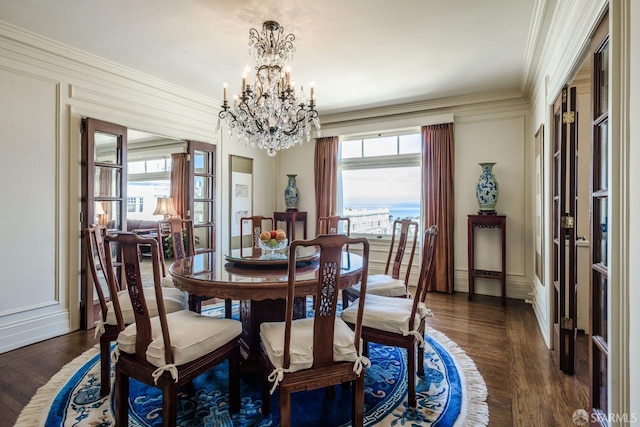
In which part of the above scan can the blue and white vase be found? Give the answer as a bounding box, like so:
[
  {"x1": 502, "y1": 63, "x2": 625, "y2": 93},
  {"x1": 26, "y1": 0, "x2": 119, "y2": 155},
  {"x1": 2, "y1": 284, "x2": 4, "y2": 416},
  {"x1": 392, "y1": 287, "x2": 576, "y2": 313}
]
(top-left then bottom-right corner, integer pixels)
[
  {"x1": 476, "y1": 162, "x2": 499, "y2": 213},
  {"x1": 284, "y1": 174, "x2": 299, "y2": 211}
]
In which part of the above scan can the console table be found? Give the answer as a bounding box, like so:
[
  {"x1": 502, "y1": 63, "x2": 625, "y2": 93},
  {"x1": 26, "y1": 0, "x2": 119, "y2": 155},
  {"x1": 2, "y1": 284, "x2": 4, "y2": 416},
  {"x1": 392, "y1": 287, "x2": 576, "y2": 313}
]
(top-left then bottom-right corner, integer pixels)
[
  {"x1": 467, "y1": 214, "x2": 507, "y2": 305},
  {"x1": 274, "y1": 211, "x2": 308, "y2": 242}
]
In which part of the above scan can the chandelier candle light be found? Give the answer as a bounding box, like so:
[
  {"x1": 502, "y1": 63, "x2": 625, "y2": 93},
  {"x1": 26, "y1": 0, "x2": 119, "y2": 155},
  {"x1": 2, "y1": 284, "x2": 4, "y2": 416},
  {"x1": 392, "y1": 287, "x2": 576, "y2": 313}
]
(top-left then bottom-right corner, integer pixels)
[{"x1": 217, "y1": 21, "x2": 320, "y2": 156}]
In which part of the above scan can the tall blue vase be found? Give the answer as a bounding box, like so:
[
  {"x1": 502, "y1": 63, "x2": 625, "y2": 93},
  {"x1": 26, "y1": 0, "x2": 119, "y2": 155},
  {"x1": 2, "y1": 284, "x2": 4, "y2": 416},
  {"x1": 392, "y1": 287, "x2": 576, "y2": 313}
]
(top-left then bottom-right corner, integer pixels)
[
  {"x1": 476, "y1": 162, "x2": 499, "y2": 213},
  {"x1": 284, "y1": 174, "x2": 299, "y2": 211}
]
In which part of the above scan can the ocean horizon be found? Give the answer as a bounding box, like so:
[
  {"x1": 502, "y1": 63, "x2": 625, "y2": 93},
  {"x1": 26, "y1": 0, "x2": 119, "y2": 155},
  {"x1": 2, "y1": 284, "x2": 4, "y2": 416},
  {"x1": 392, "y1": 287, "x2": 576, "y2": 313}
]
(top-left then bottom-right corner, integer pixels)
[{"x1": 345, "y1": 205, "x2": 421, "y2": 220}]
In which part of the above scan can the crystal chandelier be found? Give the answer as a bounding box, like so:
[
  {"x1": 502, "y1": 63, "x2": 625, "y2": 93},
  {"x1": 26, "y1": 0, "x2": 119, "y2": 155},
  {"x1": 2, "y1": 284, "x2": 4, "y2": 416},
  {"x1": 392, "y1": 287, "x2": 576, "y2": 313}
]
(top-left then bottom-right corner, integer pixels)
[{"x1": 217, "y1": 21, "x2": 320, "y2": 156}]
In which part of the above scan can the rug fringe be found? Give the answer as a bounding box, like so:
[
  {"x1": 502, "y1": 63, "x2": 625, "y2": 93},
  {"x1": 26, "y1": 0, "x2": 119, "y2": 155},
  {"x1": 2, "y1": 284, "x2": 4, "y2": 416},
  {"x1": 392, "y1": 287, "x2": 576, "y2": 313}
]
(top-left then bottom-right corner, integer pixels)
[
  {"x1": 14, "y1": 345, "x2": 100, "y2": 427},
  {"x1": 425, "y1": 326, "x2": 490, "y2": 426}
]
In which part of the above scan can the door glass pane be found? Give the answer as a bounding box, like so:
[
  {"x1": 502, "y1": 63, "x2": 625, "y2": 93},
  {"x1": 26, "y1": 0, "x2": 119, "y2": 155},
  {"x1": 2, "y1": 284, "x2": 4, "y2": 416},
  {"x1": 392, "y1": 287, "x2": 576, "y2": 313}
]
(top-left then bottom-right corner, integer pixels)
[
  {"x1": 194, "y1": 150, "x2": 209, "y2": 173},
  {"x1": 94, "y1": 167, "x2": 121, "y2": 197},
  {"x1": 595, "y1": 198, "x2": 608, "y2": 265},
  {"x1": 598, "y1": 122, "x2": 608, "y2": 190},
  {"x1": 98, "y1": 200, "x2": 122, "y2": 230},
  {"x1": 194, "y1": 227, "x2": 210, "y2": 252},
  {"x1": 193, "y1": 202, "x2": 210, "y2": 225},
  {"x1": 598, "y1": 353, "x2": 608, "y2": 413},
  {"x1": 594, "y1": 273, "x2": 608, "y2": 340},
  {"x1": 94, "y1": 131, "x2": 119, "y2": 163},
  {"x1": 194, "y1": 176, "x2": 211, "y2": 199},
  {"x1": 598, "y1": 45, "x2": 609, "y2": 116}
]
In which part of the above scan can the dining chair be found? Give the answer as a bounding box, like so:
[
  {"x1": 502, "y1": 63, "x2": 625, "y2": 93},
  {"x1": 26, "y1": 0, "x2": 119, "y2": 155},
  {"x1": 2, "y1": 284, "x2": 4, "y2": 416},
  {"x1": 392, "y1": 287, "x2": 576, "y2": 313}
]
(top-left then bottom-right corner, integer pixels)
[
  {"x1": 341, "y1": 225, "x2": 438, "y2": 408},
  {"x1": 105, "y1": 232, "x2": 242, "y2": 427},
  {"x1": 240, "y1": 215, "x2": 275, "y2": 253},
  {"x1": 342, "y1": 218, "x2": 419, "y2": 308},
  {"x1": 156, "y1": 218, "x2": 195, "y2": 282},
  {"x1": 84, "y1": 225, "x2": 187, "y2": 397},
  {"x1": 317, "y1": 215, "x2": 351, "y2": 236},
  {"x1": 259, "y1": 234, "x2": 371, "y2": 427}
]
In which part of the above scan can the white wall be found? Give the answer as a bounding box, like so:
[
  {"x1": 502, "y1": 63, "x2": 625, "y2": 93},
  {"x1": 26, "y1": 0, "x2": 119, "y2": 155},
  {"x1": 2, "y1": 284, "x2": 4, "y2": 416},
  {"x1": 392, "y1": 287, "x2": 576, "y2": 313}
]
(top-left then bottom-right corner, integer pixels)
[{"x1": 454, "y1": 110, "x2": 528, "y2": 300}]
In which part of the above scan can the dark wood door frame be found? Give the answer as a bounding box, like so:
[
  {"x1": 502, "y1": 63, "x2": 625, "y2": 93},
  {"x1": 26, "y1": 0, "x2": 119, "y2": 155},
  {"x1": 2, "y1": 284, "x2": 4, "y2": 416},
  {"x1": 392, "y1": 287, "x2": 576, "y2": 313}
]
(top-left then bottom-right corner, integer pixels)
[
  {"x1": 80, "y1": 118, "x2": 128, "y2": 330},
  {"x1": 552, "y1": 86, "x2": 578, "y2": 375}
]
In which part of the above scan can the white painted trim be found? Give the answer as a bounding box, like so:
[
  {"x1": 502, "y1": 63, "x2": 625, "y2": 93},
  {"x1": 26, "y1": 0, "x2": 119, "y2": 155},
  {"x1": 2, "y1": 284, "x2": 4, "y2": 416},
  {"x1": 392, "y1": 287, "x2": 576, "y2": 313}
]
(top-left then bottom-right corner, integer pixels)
[
  {"x1": 610, "y1": 0, "x2": 631, "y2": 421},
  {"x1": 0, "y1": 310, "x2": 71, "y2": 354},
  {"x1": 454, "y1": 270, "x2": 532, "y2": 301}
]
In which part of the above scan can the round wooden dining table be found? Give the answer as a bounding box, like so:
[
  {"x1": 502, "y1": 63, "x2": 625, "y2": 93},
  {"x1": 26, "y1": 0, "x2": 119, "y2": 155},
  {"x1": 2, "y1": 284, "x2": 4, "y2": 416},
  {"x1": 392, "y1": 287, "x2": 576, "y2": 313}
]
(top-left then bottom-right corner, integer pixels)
[{"x1": 169, "y1": 248, "x2": 364, "y2": 368}]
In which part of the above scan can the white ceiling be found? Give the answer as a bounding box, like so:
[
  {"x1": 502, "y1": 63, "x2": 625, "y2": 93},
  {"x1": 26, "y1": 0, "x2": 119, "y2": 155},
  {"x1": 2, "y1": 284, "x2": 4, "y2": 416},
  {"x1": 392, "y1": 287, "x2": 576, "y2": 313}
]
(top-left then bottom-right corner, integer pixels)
[{"x1": 0, "y1": 0, "x2": 544, "y2": 116}]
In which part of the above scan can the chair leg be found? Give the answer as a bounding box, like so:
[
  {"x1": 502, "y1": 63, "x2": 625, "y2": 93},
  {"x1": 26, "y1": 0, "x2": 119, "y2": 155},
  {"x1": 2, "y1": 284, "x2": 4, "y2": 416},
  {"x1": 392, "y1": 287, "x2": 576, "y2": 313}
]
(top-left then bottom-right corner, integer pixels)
[
  {"x1": 225, "y1": 298, "x2": 232, "y2": 319},
  {"x1": 280, "y1": 389, "x2": 292, "y2": 427},
  {"x1": 325, "y1": 385, "x2": 336, "y2": 398},
  {"x1": 162, "y1": 385, "x2": 178, "y2": 427},
  {"x1": 114, "y1": 365, "x2": 129, "y2": 425},
  {"x1": 417, "y1": 342, "x2": 425, "y2": 376},
  {"x1": 229, "y1": 351, "x2": 240, "y2": 413},
  {"x1": 352, "y1": 375, "x2": 365, "y2": 427},
  {"x1": 261, "y1": 365, "x2": 271, "y2": 415},
  {"x1": 408, "y1": 345, "x2": 416, "y2": 408},
  {"x1": 342, "y1": 290, "x2": 350, "y2": 309},
  {"x1": 99, "y1": 336, "x2": 111, "y2": 397}
]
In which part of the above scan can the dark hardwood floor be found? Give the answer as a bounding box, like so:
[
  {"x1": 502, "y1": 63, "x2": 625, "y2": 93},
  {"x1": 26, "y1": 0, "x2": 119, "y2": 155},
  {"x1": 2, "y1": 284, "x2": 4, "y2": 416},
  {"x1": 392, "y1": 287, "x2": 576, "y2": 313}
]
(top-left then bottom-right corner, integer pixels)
[{"x1": 0, "y1": 292, "x2": 589, "y2": 426}]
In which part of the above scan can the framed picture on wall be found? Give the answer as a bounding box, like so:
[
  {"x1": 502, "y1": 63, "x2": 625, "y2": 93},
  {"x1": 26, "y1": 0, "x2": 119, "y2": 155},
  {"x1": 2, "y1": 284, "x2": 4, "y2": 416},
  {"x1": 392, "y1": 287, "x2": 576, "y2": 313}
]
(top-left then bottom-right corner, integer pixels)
[
  {"x1": 229, "y1": 156, "x2": 253, "y2": 247},
  {"x1": 535, "y1": 124, "x2": 545, "y2": 284}
]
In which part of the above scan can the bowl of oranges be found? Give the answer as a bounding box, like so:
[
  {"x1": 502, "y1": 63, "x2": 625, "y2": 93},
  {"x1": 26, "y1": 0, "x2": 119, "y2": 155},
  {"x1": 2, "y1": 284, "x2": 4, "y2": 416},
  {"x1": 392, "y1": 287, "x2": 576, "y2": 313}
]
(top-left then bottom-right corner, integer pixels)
[{"x1": 258, "y1": 229, "x2": 288, "y2": 259}]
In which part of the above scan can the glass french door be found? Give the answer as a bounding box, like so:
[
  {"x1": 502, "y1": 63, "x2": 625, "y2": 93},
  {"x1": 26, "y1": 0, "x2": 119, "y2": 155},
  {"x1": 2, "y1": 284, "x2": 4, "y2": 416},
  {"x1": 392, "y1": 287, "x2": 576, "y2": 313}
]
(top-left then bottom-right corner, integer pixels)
[
  {"x1": 188, "y1": 141, "x2": 216, "y2": 252},
  {"x1": 589, "y1": 14, "x2": 609, "y2": 422},
  {"x1": 552, "y1": 86, "x2": 578, "y2": 374},
  {"x1": 80, "y1": 118, "x2": 127, "y2": 329}
]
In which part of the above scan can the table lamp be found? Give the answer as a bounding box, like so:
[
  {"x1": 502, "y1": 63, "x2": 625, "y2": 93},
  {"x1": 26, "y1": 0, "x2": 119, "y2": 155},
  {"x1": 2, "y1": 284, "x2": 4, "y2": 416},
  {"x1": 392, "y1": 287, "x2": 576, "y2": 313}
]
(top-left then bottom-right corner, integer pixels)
[{"x1": 153, "y1": 197, "x2": 178, "y2": 219}]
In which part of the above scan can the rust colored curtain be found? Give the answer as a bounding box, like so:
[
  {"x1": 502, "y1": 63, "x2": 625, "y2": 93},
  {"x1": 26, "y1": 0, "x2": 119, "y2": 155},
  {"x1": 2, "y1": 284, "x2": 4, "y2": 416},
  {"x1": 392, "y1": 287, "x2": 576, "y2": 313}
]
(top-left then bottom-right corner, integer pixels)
[
  {"x1": 98, "y1": 167, "x2": 112, "y2": 226},
  {"x1": 422, "y1": 123, "x2": 455, "y2": 293},
  {"x1": 314, "y1": 136, "x2": 339, "y2": 223},
  {"x1": 171, "y1": 153, "x2": 188, "y2": 219}
]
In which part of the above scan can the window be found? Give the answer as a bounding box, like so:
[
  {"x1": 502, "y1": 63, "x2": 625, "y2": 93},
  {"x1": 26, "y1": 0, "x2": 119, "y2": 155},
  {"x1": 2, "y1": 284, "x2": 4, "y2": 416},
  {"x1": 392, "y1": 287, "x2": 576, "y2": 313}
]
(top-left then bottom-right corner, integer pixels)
[
  {"x1": 126, "y1": 196, "x2": 144, "y2": 213},
  {"x1": 338, "y1": 132, "x2": 422, "y2": 236}
]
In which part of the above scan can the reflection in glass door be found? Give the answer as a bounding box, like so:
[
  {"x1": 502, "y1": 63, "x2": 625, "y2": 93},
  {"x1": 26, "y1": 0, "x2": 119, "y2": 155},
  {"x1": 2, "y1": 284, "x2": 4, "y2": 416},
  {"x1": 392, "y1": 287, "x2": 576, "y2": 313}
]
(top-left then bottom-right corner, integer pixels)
[{"x1": 81, "y1": 118, "x2": 127, "y2": 329}]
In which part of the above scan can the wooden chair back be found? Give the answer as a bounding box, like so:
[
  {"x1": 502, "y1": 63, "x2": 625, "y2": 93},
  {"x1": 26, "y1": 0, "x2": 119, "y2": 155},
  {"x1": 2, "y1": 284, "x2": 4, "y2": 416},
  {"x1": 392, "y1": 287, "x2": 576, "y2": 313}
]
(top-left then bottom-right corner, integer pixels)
[
  {"x1": 409, "y1": 225, "x2": 439, "y2": 328},
  {"x1": 85, "y1": 224, "x2": 125, "y2": 329},
  {"x1": 317, "y1": 215, "x2": 351, "y2": 236},
  {"x1": 157, "y1": 218, "x2": 196, "y2": 276},
  {"x1": 104, "y1": 232, "x2": 171, "y2": 364},
  {"x1": 283, "y1": 234, "x2": 369, "y2": 370},
  {"x1": 240, "y1": 215, "x2": 274, "y2": 252},
  {"x1": 384, "y1": 219, "x2": 419, "y2": 284}
]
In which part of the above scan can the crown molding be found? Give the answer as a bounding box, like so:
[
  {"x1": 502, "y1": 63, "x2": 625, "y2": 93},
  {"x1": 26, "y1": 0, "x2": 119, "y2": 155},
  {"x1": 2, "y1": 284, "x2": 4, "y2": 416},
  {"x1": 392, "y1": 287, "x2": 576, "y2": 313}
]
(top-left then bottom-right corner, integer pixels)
[
  {"x1": 321, "y1": 90, "x2": 527, "y2": 126},
  {"x1": 520, "y1": 0, "x2": 551, "y2": 98},
  {"x1": 0, "y1": 20, "x2": 219, "y2": 108}
]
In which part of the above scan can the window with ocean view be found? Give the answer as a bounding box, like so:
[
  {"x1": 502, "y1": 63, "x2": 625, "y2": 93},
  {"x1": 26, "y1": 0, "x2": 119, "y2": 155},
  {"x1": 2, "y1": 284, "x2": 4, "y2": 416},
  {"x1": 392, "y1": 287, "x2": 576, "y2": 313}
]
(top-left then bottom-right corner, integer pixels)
[{"x1": 338, "y1": 132, "x2": 422, "y2": 237}]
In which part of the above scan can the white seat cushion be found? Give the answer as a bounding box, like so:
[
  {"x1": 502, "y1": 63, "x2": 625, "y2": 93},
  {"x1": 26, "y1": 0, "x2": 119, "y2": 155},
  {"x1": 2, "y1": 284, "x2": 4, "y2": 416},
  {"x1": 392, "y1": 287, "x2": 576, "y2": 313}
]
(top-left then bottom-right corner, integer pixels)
[
  {"x1": 103, "y1": 287, "x2": 187, "y2": 325},
  {"x1": 117, "y1": 310, "x2": 242, "y2": 367},
  {"x1": 260, "y1": 317, "x2": 358, "y2": 373},
  {"x1": 341, "y1": 293, "x2": 432, "y2": 336},
  {"x1": 350, "y1": 274, "x2": 407, "y2": 297},
  {"x1": 161, "y1": 275, "x2": 176, "y2": 288}
]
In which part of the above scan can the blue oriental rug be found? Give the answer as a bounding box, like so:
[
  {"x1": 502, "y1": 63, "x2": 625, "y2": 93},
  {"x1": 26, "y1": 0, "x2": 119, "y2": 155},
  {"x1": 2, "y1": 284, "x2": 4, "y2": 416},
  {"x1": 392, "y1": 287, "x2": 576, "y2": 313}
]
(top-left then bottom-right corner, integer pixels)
[{"x1": 16, "y1": 304, "x2": 488, "y2": 426}]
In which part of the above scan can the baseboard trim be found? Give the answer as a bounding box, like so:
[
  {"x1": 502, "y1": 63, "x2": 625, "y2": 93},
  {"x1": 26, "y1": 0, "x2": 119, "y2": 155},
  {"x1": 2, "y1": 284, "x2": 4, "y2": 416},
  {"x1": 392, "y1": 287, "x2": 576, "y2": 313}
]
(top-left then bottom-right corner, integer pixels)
[{"x1": 0, "y1": 310, "x2": 71, "y2": 354}]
